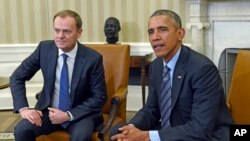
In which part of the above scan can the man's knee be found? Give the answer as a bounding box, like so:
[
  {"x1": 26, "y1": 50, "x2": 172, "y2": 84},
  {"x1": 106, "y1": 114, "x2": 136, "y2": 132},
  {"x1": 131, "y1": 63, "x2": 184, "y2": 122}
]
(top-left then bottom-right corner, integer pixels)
[
  {"x1": 14, "y1": 120, "x2": 32, "y2": 134},
  {"x1": 110, "y1": 123, "x2": 127, "y2": 137},
  {"x1": 68, "y1": 116, "x2": 98, "y2": 141},
  {"x1": 14, "y1": 120, "x2": 36, "y2": 141},
  {"x1": 70, "y1": 129, "x2": 92, "y2": 141}
]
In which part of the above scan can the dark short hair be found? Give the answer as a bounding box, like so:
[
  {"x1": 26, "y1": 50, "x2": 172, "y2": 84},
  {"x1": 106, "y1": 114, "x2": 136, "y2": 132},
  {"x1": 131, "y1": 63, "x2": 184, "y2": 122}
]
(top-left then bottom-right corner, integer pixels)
[
  {"x1": 53, "y1": 9, "x2": 82, "y2": 29},
  {"x1": 105, "y1": 17, "x2": 121, "y2": 31},
  {"x1": 150, "y1": 9, "x2": 182, "y2": 29}
]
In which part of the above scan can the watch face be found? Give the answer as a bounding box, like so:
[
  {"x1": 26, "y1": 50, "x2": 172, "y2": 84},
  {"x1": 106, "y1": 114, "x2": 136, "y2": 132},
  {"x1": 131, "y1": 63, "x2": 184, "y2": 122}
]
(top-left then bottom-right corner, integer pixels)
[{"x1": 67, "y1": 111, "x2": 72, "y2": 121}]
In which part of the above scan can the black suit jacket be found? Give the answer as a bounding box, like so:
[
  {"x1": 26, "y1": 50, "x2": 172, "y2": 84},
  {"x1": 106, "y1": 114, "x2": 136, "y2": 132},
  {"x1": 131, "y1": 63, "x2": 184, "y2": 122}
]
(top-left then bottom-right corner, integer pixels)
[
  {"x1": 130, "y1": 45, "x2": 233, "y2": 141},
  {"x1": 10, "y1": 40, "x2": 107, "y2": 122}
]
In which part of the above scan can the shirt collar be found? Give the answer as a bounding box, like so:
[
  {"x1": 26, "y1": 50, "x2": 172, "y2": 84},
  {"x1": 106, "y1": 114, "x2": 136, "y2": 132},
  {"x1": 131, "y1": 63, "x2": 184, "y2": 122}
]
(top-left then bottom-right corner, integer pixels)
[
  {"x1": 163, "y1": 46, "x2": 181, "y2": 71},
  {"x1": 58, "y1": 43, "x2": 78, "y2": 59}
]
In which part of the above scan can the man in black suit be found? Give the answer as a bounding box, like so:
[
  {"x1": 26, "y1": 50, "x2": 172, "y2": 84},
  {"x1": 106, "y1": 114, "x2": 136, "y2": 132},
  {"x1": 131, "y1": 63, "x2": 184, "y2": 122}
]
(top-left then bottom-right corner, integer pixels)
[
  {"x1": 111, "y1": 9, "x2": 233, "y2": 141},
  {"x1": 10, "y1": 9, "x2": 107, "y2": 141}
]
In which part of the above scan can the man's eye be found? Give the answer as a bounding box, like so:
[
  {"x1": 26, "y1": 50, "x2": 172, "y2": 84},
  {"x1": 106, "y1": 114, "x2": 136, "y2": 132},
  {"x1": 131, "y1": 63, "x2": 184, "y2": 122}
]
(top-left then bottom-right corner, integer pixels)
[
  {"x1": 148, "y1": 30, "x2": 153, "y2": 35},
  {"x1": 160, "y1": 28, "x2": 167, "y2": 32},
  {"x1": 64, "y1": 30, "x2": 71, "y2": 34},
  {"x1": 54, "y1": 29, "x2": 60, "y2": 33}
]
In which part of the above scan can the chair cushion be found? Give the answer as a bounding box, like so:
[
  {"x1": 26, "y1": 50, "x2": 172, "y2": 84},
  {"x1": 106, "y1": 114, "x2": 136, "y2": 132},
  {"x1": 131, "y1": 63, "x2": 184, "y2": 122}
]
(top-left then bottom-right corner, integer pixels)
[{"x1": 36, "y1": 130, "x2": 69, "y2": 141}]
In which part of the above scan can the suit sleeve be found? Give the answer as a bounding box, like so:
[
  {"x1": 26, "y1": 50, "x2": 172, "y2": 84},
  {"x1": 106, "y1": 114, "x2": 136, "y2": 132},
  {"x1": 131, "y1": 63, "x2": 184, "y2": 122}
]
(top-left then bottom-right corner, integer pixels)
[{"x1": 10, "y1": 45, "x2": 41, "y2": 113}]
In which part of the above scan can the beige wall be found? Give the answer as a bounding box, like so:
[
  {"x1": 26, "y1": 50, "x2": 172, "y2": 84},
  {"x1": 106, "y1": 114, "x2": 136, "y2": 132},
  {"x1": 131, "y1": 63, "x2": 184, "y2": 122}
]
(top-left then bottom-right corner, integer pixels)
[{"x1": 0, "y1": 0, "x2": 187, "y2": 44}]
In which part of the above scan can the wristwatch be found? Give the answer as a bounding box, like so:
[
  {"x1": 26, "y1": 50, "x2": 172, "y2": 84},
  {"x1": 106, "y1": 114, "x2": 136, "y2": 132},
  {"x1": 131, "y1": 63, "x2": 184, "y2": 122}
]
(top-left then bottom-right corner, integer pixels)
[{"x1": 66, "y1": 111, "x2": 73, "y2": 121}]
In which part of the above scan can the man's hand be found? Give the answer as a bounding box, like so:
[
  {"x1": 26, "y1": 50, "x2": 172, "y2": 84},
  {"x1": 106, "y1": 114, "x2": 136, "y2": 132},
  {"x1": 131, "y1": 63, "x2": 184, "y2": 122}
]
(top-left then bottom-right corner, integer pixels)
[
  {"x1": 111, "y1": 125, "x2": 150, "y2": 141},
  {"x1": 48, "y1": 107, "x2": 68, "y2": 124},
  {"x1": 19, "y1": 108, "x2": 43, "y2": 127}
]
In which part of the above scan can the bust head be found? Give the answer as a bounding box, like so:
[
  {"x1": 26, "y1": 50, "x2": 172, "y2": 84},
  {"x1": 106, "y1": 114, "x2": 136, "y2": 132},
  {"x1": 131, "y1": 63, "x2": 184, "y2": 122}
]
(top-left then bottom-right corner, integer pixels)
[{"x1": 104, "y1": 17, "x2": 121, "y2": 44}]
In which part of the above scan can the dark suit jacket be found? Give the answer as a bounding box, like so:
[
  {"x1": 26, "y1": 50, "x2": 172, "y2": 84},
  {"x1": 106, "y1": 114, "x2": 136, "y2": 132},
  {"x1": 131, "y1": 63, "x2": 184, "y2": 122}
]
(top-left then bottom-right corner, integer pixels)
[
  {"x1": 129, "y1": 45, "x2": 233, "y2": 141},
  {"x1": 10, "y1": 40, "x2": 107, "y2": 123}
]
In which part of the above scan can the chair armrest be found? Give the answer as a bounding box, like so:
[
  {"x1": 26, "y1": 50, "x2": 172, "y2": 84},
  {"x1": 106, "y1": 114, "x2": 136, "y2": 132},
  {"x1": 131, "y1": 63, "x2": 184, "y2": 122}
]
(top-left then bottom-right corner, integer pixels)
[
  {"x1": 227, "y1": 101, "x2": 231, "y2": 112},
  {"x1": 35, "y1": 91, "x2": 42, "y2": 100},
  {"x1": 98, "y1": 87, "x2": 128, "y2": 141},
  {"x1": 111, "y1": 87, "x2": 128, "y2": 105}
]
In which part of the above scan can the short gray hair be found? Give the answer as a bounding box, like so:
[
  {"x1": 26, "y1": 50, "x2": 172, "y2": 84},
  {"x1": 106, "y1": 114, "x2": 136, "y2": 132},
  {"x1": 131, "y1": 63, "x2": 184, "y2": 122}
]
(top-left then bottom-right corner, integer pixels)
[
  {"x1": 53, "y1": 9, "x2": 82, "y2": 29},
  {"x1": 150, "y1": 9, "x2": 182, "y2": 29}
]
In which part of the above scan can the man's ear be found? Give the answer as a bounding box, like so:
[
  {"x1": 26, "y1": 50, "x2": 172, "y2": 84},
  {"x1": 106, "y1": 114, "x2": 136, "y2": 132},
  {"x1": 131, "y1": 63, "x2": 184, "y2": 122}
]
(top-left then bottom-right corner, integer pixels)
[
  {"x1": 177, "y1": 28, "x2": 185, "y2": 40},
  {"x1": 77, "y1": 28, "x2": 82, "y2": 39}
]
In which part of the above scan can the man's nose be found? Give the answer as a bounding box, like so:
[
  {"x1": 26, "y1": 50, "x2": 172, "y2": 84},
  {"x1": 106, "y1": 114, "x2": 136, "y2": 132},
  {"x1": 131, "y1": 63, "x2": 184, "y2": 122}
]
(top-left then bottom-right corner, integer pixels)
[
  {"x1": 58, "y1": 31, "x2": 65, "y2": 38},
  {"x1": 151, "y1": 31, "x2": 160, "y2": 41}
]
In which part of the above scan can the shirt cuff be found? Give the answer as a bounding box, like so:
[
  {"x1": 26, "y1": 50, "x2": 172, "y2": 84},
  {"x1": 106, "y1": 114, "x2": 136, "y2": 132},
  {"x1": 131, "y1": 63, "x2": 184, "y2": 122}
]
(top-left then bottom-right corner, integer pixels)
[
  {"x1": 18, "y1": 107, "x2": 29, "y2": 113},
  {"x1": 149, "y1": 130, "x2": 161, "y2": 141},
  {"x1": 67, "y1": 111, "x2": 74, "y2": 121}
]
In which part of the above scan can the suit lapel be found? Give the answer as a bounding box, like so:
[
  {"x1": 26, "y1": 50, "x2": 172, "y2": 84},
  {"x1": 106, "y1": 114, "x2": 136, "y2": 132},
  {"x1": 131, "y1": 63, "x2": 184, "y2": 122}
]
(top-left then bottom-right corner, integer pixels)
[
  {"x1": 171, "y1": 69, "x2": 185, "y2": 108},
  {"x1": 155, "y1": 59, "x2": 164, "y2": 96},
  {"x1": 70, "y1": 43, "x2": 87, "y2": 100},
  {"x1": 171, "y1": 45, "x2": 188, "y2": 108},
  {"x1": 47, "y1": 44, "x2": 58, "y2": 95}
]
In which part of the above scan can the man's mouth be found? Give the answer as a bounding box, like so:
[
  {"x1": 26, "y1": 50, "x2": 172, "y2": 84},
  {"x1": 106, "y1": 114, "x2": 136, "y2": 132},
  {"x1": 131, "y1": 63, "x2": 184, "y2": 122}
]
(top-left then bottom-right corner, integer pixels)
[
  {"x1": 153, "y1": 44, "x2": 164, "y2": 49},
  {"x1": 56, "y1": 41, "x2": 65, "y2": 44}
]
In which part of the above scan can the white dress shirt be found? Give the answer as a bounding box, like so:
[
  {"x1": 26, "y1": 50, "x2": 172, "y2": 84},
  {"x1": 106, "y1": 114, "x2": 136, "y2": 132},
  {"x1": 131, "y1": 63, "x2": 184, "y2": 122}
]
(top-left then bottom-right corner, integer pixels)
[{"x1": 52, "y1": 44, "x2": 78, "y2": 108}]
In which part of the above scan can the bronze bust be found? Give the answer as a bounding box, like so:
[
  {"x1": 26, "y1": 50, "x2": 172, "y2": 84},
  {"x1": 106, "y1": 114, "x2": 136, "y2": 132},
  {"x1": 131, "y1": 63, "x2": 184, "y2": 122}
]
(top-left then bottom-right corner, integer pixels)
[{"x1": 104, "y1": 17, "x2": 121, "y2": 44}]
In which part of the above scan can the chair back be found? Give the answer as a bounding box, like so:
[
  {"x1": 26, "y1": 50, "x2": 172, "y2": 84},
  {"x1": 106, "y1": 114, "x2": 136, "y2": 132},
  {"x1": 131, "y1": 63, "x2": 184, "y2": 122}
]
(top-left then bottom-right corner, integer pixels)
[
  {"x1": 86, "y1": 44, "x2": 130, "y2": 121},
  {"x1": 228, "y1": 50, "x2": 250, "y2": 124}
]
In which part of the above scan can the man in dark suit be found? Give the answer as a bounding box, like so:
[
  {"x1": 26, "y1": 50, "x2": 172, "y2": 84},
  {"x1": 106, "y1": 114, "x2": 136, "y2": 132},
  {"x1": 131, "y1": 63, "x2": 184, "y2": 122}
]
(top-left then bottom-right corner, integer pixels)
[
  {"x1": 111, "y1": 9, "x2": 233, "y2": 141},
  {"x1": 10, "y1": 10, "x2": 107, "y2": 141}
]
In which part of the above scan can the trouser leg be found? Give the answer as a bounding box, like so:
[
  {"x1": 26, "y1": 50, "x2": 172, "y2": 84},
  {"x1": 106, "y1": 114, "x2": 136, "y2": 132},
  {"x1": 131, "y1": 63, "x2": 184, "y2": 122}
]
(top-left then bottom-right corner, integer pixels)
[
  {"x1": 67, "y1": 117, "x2": 95, "y2": 141},
  {"x1": 14, "y1": 110, "x2": 63, "y2": 141}
]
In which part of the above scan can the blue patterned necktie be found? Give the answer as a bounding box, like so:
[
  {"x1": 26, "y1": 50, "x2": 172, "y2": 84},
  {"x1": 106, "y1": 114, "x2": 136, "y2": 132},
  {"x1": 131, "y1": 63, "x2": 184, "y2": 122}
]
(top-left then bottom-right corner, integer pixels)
[
  {"x1": 160, "y1": 65, "x2": 171, "y2": 128},
  {"x1": 59, "y1": 54, "x2": 71, "y2": 112}
]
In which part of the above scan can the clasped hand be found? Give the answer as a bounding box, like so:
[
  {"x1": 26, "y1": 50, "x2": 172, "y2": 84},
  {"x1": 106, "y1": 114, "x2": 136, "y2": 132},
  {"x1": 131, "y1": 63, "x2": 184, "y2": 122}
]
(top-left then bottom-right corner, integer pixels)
[
  {"x1": 19, "y1": 107, "x2": 69, "y2": 126},
  {"x1": 19, "y1": 108, "x2": 43, "y2": 127},
  {"x1": 111, "y1": 125, "x2": 150, "y2": 141}
]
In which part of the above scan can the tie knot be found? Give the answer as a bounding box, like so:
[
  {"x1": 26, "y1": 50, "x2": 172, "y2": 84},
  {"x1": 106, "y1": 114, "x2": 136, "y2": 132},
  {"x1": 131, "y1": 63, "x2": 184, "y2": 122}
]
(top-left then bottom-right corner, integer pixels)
[
  {"x1": 62, "y1": 53, "x2": 68, "y2": 62},
  {"x1": 163, "y1": 65, "x2": 170, "y2": 74}
]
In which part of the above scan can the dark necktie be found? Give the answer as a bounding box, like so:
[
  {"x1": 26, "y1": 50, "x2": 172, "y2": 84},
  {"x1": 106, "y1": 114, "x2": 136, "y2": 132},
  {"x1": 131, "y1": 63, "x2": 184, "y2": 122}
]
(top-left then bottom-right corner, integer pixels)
[
  {"x1": 59, "y1": 54, "x2": 71, "y2": 112},
  {"x1": 160, "y1": 65, "x2": 171, "y2": 128}
]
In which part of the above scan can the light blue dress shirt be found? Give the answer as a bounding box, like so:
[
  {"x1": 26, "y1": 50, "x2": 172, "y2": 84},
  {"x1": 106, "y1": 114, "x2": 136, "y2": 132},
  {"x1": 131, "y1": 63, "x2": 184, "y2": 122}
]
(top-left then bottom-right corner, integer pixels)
[{"x1": 149, "y1": 47, "x2": 181, "y2": 141}]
